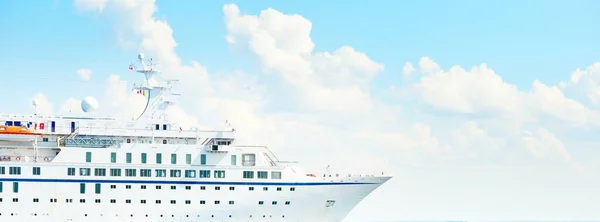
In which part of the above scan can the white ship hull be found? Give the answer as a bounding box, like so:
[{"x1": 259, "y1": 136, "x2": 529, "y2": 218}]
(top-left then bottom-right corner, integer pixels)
[
  {"x1": 0, "y1": 163, "x2": 389, "y2": 222},
  {"x1": 0, "y1": 133, "x2": 41, "y2": 142}
]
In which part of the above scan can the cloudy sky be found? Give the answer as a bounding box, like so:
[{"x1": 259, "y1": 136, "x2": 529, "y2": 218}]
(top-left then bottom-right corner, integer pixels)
[{"x1": 2, "y1": 0, "x2": 600, "y2": 221}]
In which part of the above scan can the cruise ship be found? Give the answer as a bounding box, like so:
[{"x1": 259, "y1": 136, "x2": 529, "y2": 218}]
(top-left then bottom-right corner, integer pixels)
[{"x1": 0, "y1": 54, "x2": 391, "y2": 222}]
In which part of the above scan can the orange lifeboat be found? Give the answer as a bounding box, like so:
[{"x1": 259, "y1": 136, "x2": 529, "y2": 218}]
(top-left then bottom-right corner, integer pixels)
[{"x1": 0, "y1": 125, "x2": 42, "y2": 142}]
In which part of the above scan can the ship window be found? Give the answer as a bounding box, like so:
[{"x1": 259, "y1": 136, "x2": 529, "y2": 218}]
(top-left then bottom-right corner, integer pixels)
[
  {"x1": 155, "y1": 169, "x2": 166, "y2": 177},
  {"x1": 9, "y1": 167, "x2": 21, "y2": 175},
  {"x1": 13, "y1": 198, "x2": 18, "y2": 202},
  {"x1": 171, "y1": 186, "x2": 176, "y2": 190},
  {"x1": 79, "y1": 168, "x2": 90, "y2": 176},
  {"x1": 125, "y1": 169, "x2": 136, "y2": 177},
  {"x1": 95, "y1": 184, "x2": 101, "y2": 194},
  {"x1": 277, "y1": 187, "x2": 282, "y2": 191},
  {"x1": 126, "y1": 138, "x2": 131, "y2": 143},
  {"x1": 186, "y1": 154, "x2": 192, "y2": 164},
  {"x1": 110, "y1": 185, "x2": 116, "y2": 189},
  {"x1": 272, "y1": 201, "x2": 277, "y2": 205},
  {"x1": 42, "y1": 137, "x2": 49, "y2": 142},
  {"x1": 184, "y1": 170, "x2": 196, "y2": 178},
  {"x1": 200, "y1": 186, "x2": 206, "y2": 190},
  {"x1": 229, "y1": 186, "x2": 235, "y2": 191},
  {"x1": 67, "y1": 168, "x2": 76, "y2": 176},
  {"x1": 156, "y1": 200, "x2": 161, "y2": 204},
  {"x1": 110, "y1": 199, "x2": 116, "y2": 203},
  {"x1": 140, "y1": 169, "x2": 151, "y2": 177},
  {"x1": 14, "y1": 121, "x2": 21, "y2": 126},
  {"x1": 263, "y1": 187, "x2": 268, "y2": 191},
  {"x1": 155, "y1": 124, "x2": 160, "y2": 130},
  {"x1": 170, "y1": 153, "x2": 177, "y2": 164},
  {"x1": 141, "y1": 200, "x2": 146, "y2": 204},
  {"x1": 141, "y1": 153, "x2": 147, "y2": 164},
  {"x1": 110, "y1": 168, "x2": 121, "y2": 176},
  {"x1": 163, "y1": 124, "x2": 167, "y2": 130},
  {"x1": 0, "y1": 182, "x2": 2, "y2": 192},
  {"x1": 156, "y1": 185, "x2": 161, "y2": 190},
  {"x1": 290, "y1": 187, "x2": 296, "y2": 191},
  {"x1": 13, "y1": 182, "x2": 18, "y2": 193},
  {"x1": 249, "y1": 187, "x2": 254, "y2": 191},
  {"x1": 199, "y1": 170, "x2": 210, "y2": 178},
  {"x1": 162, "y1": 139, "x2": 167, "y2": 144},
  {"x1": 200, "y1": 200, "x2": 206, "y2": 204},
  {"x1": 170, "y1": 200, "x2": 176, "y2": 204},
  {"x1": 258, "y1": 201, "x2": 264, "y2": 205},
  {"x1": 126, "y1": 153, "x2": 132, "y2": 163},
  {"x1": 200, "y1": 154, "x2": 206, "y2": 165},
  {"x1": 215, "y1": 186, "x2": 221, "y2": 190},
  {"x1": 229, "y1": 200, "x2": 234, "y2": 205},
  {"x1": 110, "y1": 152, "x2": 116, "y2": 163},
  {"x1": 169, "y1": 169, "x2": 181, "y2": 177},
  {"x1": 185, "y1": 186, "x2": 191, "y2": 190},
  {"x1": 230, "y1": 155, "x2": 237, "y2": 165},
  {"x1": 141, "y1": 185, "x2": 146, "y2": 189},
  {"x1": 185, "y1": 200, "x2": 191, "y2": 204},
  {"x1": 271, "y1": 171, "x2": 282, "y2": 179},
  {"x1": 85, "y1": 152, "x2": 92, "y2": 163},
  {"x1": 257, "y1": 171, "x2": 268, "y2": 179},
  {"x1": 32, "y1": 167, "x2": 41, "y2": 175},
  {"x1": 126, "y1": 199, "x2": 131, "y2": 204},
  {"x1": 66, "y1": 199, "x2": 73, "y2": 203},
  {"x1": 242, "y1": 154, "x2": 256, "y2": 166},
  {"x1": 126, "y1": 185, "x2": 131, "y2": 189},
  {"x1": 95, "y1": 199, "x2": 101, "y2": 203},
  {"x1": 214, "y1": 200, "x2": 220, "y2": 204},
  {"x1": 285, "y1": 201, "x2": 291, "y2": 205},
  {"x1": 214, "y1": 170, "x2": 225, "y2": 178},
  {"x1": 243, "y1": 171, "x2": 254, "y2": 179},
  {"x1": 156, "y1": 153, "x2": 162, "y2": 164},
  {"x1": 0, "y1": 166, "x2": 4, "y2": 174},
  {"x1": 94, "y1": 168, "x2": 106, "y2": 176},
  {"x1": 80, "y1": 183, "x2": 85, "y2": 194}
]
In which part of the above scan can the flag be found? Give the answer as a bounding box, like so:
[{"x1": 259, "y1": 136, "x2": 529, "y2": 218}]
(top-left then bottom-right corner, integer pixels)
[{"x1": 129, "y1": 65, "x2": 134, "y2": 70}]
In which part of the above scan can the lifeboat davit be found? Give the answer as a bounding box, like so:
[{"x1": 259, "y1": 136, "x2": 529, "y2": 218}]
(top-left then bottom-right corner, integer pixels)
[{"x1": 0, "y1": 125, "x2": 42, "y2": 142}]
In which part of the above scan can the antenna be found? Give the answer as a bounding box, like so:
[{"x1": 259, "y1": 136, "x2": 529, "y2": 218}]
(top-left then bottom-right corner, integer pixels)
[{"x1": 32, "y1": 99, "x2": 38, "y2": 115}]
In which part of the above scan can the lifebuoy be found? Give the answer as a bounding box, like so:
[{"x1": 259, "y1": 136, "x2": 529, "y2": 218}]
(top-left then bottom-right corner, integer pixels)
[
  {"x1": 44, "y1": 157, "x2": 50, "y2": 162},
  {"x1": 15, "y1": 156, "x2": 21, "y2": 161}
]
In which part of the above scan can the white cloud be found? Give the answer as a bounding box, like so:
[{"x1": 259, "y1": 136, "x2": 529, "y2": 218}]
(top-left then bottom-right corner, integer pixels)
[
  {"x1": 521, "y1": 128, "x2": 571, "y2": 162},
  {"x1": 32, "y1": 93, "x2": 54, "y2": 116},
  {"x1": 74, "y1": 0, "x2": 107, "y2": 13},
  {"x1": 77, "y1": 68, "x2": 92, "y2": 81},
  {"x1": 58, "y1": 97, "x2": 83, "y2": 115},
  {"x1": 403, "y1": 62, "x2": 415, "y2": 77}
]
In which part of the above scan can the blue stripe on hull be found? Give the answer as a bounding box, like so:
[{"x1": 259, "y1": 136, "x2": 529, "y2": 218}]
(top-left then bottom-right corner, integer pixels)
[{"x1": 0, "y1": 178, "x2": 377, "y2": 186}]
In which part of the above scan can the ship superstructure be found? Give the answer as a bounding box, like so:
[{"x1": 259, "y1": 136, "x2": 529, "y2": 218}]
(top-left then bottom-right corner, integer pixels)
[{"x1": 0, "y1": 54, "x2": 391, "y2": 222}]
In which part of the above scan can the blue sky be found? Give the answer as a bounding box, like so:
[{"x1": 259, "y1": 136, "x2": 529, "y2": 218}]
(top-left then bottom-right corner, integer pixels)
[{"x1": 2, "y1": 0, "x2": 600, "y2": 221}]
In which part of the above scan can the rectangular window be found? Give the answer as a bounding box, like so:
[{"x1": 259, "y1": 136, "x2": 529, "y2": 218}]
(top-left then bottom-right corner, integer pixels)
[
  {"x1": 94, "y1": 168, "x2": 106, "y2": 176},
  {"x1": 243, "y1": 171, "x2": 254, "y2": 179},
  {"x1": 184, "y1": 170, "x2": 196, "y2": 178},
  {"x1": 0, "y1": 182, "x2": 2, "y2": 193},
  {"x1": 125, "y1": 169, "x2": 136, "y2": 177},
  {"x1": 32, "y1": 167, "x2": 41, "y2": 175},
  {"x1": 186, "y1": 154, "x2": 191, "y2": 164},
  {"x1": 242, "y1": 154, "x2": 256, "y2": 166},
  {"x1": 110, "y1": 152, "x2": 116, "y2": 163},
  {"x1": 110, "y1": 168, "x2": 121, "y2": 177},
  {"x1": 200, "y1": 154, "x2": 206, "y2": 165},
  {"x1": 95, "y1": 184, "x2": 101, "y2": 194},
  {"x1": 12, "y1": 182, "x2": 18, "y2": 193},
  {"x1": 230, "y1": 155, "x2": 237, "y2": 166},
  {"x1": 169, "y1": 169, "x2": 181, "y2": 177},
  {"x1": 79, "y1": 168, "x2": 91, "y2": 176},
  {"x1": 141, "y1": 153, "x2": 147, "y2": 164},
  {"x1": 0, "y1": 166, "x2": 5, "y2": 174},
  {"x1": 214, "y1": 170, "x2": 225, "y2": 178},
  {"x1": 140, "y1": 169, "x2": 151, "y2": 177},
  {"x1": 85, "y1": 152, "x2": 92, "y2": 163},
  {"x1": 199, "y1": 170, "x2": 210, "y2": 178},
  {"x1": 171, "y1": 153, "x2": 177, "y2": 164},
  {"x1": 67, "y1": 168, "x2": 75, "y2": 176},
  {"x1": 156, "y1": 153, "x2": 162, "y2": 164},
  {"x1": 126, "y1": 153, "x2": 132, "y2": 163},
  {"x1": 9, "y1": 167, "x2": 21, "y2": 175},
  {"x1": 155, "y1": 169, "x2": 166, "y2": 177},
  {"x1": 257, "y1": 171, "x2": 268, "y2": 179},
  {"x1": 80, "y1": 183, "x2": 85, "y2": 194},
  {"x1": 271, "y1": 171, "x2": 282, "y2": 179}
]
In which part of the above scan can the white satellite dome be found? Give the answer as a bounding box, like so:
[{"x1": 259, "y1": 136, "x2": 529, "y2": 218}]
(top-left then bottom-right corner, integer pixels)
[{"x1": 81, "y1": 96, "x2": 99, "y2": 113}]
